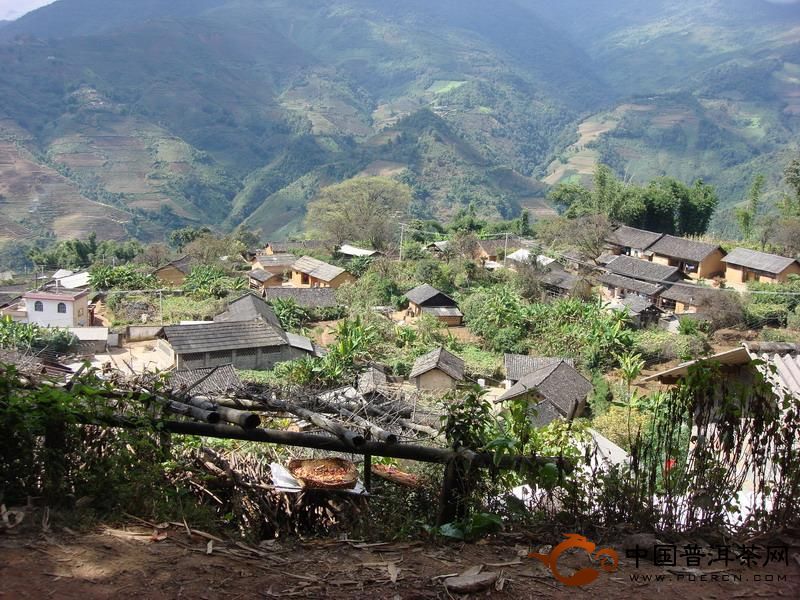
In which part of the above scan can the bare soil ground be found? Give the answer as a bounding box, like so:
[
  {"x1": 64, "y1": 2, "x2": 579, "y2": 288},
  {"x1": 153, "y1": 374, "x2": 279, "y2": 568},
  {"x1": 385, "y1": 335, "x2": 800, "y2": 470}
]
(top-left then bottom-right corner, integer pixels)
[{"x1": 1, "y1": 524, "x2": 798, "y2": 599}]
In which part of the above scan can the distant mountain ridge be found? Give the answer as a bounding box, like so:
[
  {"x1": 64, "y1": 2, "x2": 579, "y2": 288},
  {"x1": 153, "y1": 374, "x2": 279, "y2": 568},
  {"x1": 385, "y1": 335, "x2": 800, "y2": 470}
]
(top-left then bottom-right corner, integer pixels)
[{"x1": 0, "y1": 0, "x2": 797, "y2": 242}]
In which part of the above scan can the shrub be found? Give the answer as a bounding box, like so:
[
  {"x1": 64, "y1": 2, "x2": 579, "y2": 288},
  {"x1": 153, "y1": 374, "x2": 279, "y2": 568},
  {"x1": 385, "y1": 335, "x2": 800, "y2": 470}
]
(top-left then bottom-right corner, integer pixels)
[
  {"x1": 633, "y1": 330, "x2": 710, "y2": 362},
  {"x1": 789, "y1": 306, "x2": 800, "y2": 330},
  {"x1": 592, "y1": 405, "x2": 651, "y2": 452},
  {"x1": 744, "y1": 303, "x2": 789, "y2": 329}
]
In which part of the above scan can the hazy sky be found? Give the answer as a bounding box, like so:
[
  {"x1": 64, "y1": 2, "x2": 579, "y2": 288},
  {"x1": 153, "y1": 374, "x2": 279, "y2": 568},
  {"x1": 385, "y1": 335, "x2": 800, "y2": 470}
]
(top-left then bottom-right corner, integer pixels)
[{"x1": 0, "y1": 0, "x2": 55, "y2": 21}]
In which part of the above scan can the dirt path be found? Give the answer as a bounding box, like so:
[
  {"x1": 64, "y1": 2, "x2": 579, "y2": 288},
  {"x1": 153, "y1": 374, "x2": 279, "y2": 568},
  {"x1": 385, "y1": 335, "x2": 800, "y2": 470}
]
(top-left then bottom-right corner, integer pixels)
[{"x1": 1, "y1": 524, "x2": 798, "y2": 599}]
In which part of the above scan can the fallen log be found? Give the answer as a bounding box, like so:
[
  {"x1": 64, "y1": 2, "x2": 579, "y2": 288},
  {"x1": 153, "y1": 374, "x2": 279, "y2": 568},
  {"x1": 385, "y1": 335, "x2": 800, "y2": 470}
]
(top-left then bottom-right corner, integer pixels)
[
  {"x1": 266, "y1": 399, "x2": 365, "y2": 448},
  {"x1": 188, "y1": 396, "x2": 261, "y2": 430},
  {"x1": 315, "y1": 401, "x2": 398, "y2": 444}
]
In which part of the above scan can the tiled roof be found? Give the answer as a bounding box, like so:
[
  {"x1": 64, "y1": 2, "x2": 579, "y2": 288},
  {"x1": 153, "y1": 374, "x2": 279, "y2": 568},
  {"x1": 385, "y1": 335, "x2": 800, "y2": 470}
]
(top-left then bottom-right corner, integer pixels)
[
  {"x1": 249, "y1": 269, "x2": 279, "y2": 283},
  {"x1": 541, "y1": 269, "x2": 580, "y2": 291},
  {"x1": 253, "y1": 253, "x2": 298, "y2": 267},
  {"x1": 213, "y1": 293, "x2": 284, "y2": 332},
  {"x1": 722, "y1": 248, "x2": 798, "y2": 275},
  {"x1": 291, "y1": 256, "x2": 347, "y2": 282},
  {"x1": 504, "y1": 354, "x2": 575, "y2": 382},
  {"x1": 286, "y1": 332, "x2": 315, "y2": 353},
  {"x1": 409, "y1": 347, "x2": 465, "y2": 381},
  {"x1": 660, "y1": 284, "x2": 718, "y2": 306},
  {"x1": 598, "y1": 273, "x2": 665, "y2": 297},
  {"x1": 607, "y1": 226, "x2": 664, "y2": 250},
  {"x1": 168, "y1": 364, "x2": 243, "y2": 395},
  {"x1": 263, "y1": 287, "x2": 338, "y2": 308},
  {"x1": 497, "y1": 361, "x2": 592, "y2": 416},
  {"x1": 157, "y1": 255, "x2": 195, "y2": 275},
  {"x1": 648, "y1": 235, "x2": 722, "y2": 263},
  {"x1": 405, "y1": 284, "x2": 456, "y2": 307},
  {"x1": 162, "y1": 321, "x2": 286, "y2": 354},
  {"x1": 606, "y1": 255, "x2": 680, "y2": 282}
]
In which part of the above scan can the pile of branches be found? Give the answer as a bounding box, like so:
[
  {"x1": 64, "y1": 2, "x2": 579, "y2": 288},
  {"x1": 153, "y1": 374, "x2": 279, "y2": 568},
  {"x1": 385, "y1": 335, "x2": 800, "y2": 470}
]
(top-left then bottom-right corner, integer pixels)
[{"x1": 182, "y1": 445, "x2": 367, "y2": 539}]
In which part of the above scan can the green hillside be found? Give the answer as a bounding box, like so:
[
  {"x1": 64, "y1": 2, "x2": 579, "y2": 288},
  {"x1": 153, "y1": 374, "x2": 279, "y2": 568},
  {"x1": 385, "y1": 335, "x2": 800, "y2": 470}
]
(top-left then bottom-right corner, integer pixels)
[{"x1": 0, "y1": 0, "x2": 797, "y2": 241}]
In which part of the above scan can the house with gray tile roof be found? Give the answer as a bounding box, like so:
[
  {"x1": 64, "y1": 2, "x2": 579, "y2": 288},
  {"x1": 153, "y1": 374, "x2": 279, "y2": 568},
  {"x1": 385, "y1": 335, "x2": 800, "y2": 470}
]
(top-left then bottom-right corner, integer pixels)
[
  {"x1": 496, "y1": 360, "x2": 592, "y2": 427},
  {"x1": 722, "y1": 248, "x2": 800, "y2": 290},
  {"x1": 606, "y1": 226, "x2": 663, "y2": 258},
  {"x1": 504, "y1": 354, "x2": 575, "y2": 384},
  {"x1": 647, "y1": 235, "x2": 726, "y2": 280},
  {"x1": 409, "y1": 347, "x2": 465, "y2": 391},
  {"x1": 405, "y1": 284, "x2": 463, "y2": 326},
  {"x1": 290, "y1": 256, "x2": 354, "y2": 289}
]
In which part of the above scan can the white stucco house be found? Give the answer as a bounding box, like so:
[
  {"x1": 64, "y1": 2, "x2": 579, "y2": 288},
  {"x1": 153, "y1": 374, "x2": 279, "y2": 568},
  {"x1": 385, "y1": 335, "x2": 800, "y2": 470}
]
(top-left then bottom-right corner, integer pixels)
[{"x1": 22, "y1": 290, "x2": 90, "y2": 328}]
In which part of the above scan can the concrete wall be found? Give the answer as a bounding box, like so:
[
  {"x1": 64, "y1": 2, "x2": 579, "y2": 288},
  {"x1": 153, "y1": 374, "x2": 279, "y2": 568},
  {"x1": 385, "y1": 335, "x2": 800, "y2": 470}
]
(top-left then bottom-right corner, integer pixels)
[
  {"x1": 127, "y1": 325, "x2": 165, "y2": 342},
  {"x1": 413, "y1": 369, "x2": 457, "y2": 391},
  {"x1": 26, "y1": 295, "x2": 89, "y2": 328}
]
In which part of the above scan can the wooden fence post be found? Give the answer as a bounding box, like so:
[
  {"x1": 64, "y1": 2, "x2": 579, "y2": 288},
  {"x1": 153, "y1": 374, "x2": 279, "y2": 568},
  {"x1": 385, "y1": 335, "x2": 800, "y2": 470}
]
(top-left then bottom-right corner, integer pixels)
[{"x1": 436, "y1": 456, "x2": 476, "y2": 526}]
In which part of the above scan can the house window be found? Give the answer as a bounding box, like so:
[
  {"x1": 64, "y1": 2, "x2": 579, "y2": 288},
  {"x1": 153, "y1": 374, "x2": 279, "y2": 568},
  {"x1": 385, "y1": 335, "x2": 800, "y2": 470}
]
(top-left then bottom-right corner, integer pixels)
[
  {"x1": 301, "y1": 273, "x2": 310, "y2": 284},
  {"x1": 57, "y1": 302, "x2": 67, "y2": 314},
  {"x1": 34, "y1": 301, "x2": 43, "y2": 312}
]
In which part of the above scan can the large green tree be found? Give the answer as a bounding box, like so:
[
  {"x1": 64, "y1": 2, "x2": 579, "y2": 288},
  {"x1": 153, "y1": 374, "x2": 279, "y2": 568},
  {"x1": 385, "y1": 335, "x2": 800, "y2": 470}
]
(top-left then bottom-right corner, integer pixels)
[{"x1": 305, "y1": 177, "x2": 412, "y2": 251}]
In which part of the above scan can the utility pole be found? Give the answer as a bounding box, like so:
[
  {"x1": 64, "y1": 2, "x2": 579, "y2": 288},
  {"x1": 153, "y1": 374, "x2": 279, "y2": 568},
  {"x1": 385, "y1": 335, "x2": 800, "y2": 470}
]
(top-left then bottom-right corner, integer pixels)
[
  {"x1": 399, "y1": 223, "x2": 405, "y2": 263},
  {"x1": 160, "y1": 290, "x2": 164, "y2": 325},
  {"x1": 503, "y1": 232, "x2": 509, "y2": 269}
]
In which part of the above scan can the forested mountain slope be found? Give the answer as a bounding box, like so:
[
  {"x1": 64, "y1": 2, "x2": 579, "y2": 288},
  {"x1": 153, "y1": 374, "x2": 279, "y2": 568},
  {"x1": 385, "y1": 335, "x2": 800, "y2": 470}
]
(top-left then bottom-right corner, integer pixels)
[{"x1": 0, "y1": 0, "x2": 797, "y2": 242}]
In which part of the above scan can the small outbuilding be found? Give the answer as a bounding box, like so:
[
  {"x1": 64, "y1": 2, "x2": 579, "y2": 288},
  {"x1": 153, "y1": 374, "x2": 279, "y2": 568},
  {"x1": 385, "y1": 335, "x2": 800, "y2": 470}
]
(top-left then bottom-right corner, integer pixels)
[
  {"x1": 409, "y1": 347, "x2": 465, "y2": 391},
  {"x1": 153, "y1": 256, "x2": 196, "y2": 286}
]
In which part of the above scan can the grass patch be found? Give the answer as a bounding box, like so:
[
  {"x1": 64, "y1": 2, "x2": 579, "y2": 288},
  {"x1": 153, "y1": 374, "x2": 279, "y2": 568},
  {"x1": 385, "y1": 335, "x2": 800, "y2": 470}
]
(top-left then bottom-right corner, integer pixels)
[{"x1": 427, "y1": 80, "x2": 466, "y2": 95}]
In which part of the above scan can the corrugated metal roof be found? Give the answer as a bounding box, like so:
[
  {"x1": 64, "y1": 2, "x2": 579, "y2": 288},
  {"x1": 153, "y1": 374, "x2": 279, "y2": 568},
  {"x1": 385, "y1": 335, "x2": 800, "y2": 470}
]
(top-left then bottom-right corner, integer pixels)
[
  {"x1": 421, "y1": 306, "x2": 463, "y2": 318},
  {"x1": 409, "y1": 347, "x2": 465, "y2": 381},
  {"x1": 162, "y1": 321, "x2": 287, "y2": 354},
  {"x1": 722, "y1": 248, "x2": 798, "y2": 275},
  {"x1": 291, "y1": 256, "x2": 346, "y2": 282},
  {"x1": 286, "y1": 332, "x2": 314, "y2": 353},
  {"x1": 338, "y1": 244, "x2": 379, "y2": 258}
]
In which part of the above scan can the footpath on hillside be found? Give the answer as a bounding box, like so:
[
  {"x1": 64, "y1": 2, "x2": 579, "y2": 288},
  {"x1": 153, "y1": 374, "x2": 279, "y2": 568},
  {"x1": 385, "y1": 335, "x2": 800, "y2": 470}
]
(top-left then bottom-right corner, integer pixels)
[{"x1": 1, "y1": 522, "x2": 798, "y2": 599}]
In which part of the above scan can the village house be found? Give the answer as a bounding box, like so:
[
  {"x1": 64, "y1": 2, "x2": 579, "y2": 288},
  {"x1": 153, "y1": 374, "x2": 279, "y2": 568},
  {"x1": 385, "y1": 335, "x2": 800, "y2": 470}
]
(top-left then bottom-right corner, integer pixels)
[
  {"x1": 21, "y1": 289, "x2": 90, "y2": 328},
  {"x1": 598, "y1": 255, "x2": 681, "y2": 302},
  {"x1": 409, "y1": 347, "x2": 465, "y2": 391},
  {"x1": 504, "y1": 249, "x2": 556, "y2": 272},
  {"x1": 606, "y1": 296, "x2": 663, "y2": 329},
  {"x1": 473, "y1": 238, "x2": 520, "y2": 265},
  {"x1": 250, "y1": 253, "x2": 297, "y2": 278},
  {"x1": 605, "y1": 225, "x2": 664, "y2": 258},
  {"x1": 503, "y1": 354, "x2": 575, "y2": 387},
  {"x1": 153, "y1": 256, "x2": 196, "y2": 286},
  {"x1": 644, "y1": 342, "x2": 800, "y2": 403},
  {"x1": 213, "y1": 292, "x2": 320, "y2": 359},
  {"x1": 404, "y1": 284, "x2": 463, "y2": 326},
  {"x1": 496, "y1": 360, "x2": 593, "y2": 427},
  {"x1": 540, "y1": 268, "x2": 590, "y2": 299},
  {"x1": 69, "y1": 327, "x2": 110, "y2": 355},
  {"x1": 658, "y1": 283, "x2": 718, "y2": 314},
  {"x1": 290, "y1": 256, "x2": 354, "y2": 289},
  {"x1": 157, "y1": 321, "x2": 292, "y2": 371},
  {"x1": 647, "y1": 235, "x2": 726, "y2": 280},
  {"x1": 722, "y1": 248, "x2": 800, "y2": 290},
  {"x1": 248, "y1": 269, "x2": 282, "y2": 293},
  {"x1": 263, "y1": 287, "x2": 338, "y2": 309},
  {"x1": 425, "y1": 241, "x2": 450, "y2": 256}
]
